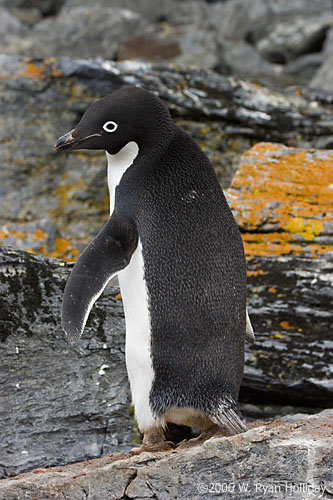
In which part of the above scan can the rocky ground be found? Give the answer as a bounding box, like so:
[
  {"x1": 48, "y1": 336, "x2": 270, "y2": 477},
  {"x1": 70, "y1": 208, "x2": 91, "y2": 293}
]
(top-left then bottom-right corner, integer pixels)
[
  {"x1": 0, "y1": 410, "x2": 332, "y2": 499},
  {"x1": 0, "y1": 0, "x2": 332, "y2": 496}
]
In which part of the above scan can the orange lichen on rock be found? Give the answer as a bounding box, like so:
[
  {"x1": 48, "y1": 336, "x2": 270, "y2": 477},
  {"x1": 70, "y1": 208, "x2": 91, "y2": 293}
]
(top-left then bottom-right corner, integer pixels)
[
  {"x1": 247, "y1": 269, "x2": 268, "y2": 277},
  {"x1": 279, "y1": 321, "x2": 297, "y2": 330},
  {"x1": 55, "y1": 177, "x2": 86, "y2": 208},
  {"x1": 1, "y1": 58, "x2": 61, "y2": 82},
  {"x1": 49, "y1": 238, "x2": 79, "y2": 262},
  {"x1": 32, "y1": 228, "x2": 47, "y2": 241},
  {"x1": 227, "y1": 142, "x2": 333, "y2": 257}
]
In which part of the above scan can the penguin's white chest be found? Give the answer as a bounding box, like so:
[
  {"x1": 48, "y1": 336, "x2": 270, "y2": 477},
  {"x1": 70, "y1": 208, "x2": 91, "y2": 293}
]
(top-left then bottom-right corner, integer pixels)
[{"x1": 106, "y1": 143, "x2": 157, "y2": 431}]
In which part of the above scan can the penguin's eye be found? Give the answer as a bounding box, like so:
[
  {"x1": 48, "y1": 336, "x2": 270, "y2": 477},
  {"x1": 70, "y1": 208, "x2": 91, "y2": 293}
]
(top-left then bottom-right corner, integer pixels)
[{"x1": 103, "y1": 121, "x2": 118, "y2": 133}]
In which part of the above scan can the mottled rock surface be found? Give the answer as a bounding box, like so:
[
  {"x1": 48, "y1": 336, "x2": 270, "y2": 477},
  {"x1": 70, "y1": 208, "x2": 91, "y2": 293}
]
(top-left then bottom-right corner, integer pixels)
[
  {"x1": 245, "y1": 254, "x2": 333, "y2": 407},
  {"x1": 3, "y1": 6, "x2": 148, "y2": 61},
  {"x1": 1, "y1": 55, "x2": 332, "y2": 260},
  {"x1": 227, "y1": 143, "x2": 333, "y2": 407},
  {"x1": 226, "y1": 143, "x2": 333, "y2": 257},
  {"x1": 0, "y1": 247, "x2": 133, "y2": 478},
  {"x1": 0, "y1": 410, "x2": 332, "y2": 499}
]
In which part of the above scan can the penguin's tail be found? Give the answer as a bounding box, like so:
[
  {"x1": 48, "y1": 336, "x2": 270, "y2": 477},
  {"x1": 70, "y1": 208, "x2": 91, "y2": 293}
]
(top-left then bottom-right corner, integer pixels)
[{"x1": 210, "y1": 396, "x2": 248, "y2": 435}]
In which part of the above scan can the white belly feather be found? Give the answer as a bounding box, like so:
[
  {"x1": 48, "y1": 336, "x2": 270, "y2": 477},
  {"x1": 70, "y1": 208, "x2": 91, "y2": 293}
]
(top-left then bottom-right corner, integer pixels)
[{"x1": 107, "y1": 143, "x2": 158, "y2": 431}]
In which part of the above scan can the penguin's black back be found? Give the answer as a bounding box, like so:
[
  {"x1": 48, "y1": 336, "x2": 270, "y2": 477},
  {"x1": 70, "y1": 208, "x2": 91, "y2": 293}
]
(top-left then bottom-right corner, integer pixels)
[{"x1": 116, "y1": 125, "x2": 246, "y2": 417}]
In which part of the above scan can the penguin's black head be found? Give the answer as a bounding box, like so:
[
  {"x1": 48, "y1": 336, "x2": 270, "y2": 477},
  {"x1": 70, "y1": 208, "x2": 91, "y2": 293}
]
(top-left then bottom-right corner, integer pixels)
[{"x1": 55, "y1": 86, "x2": 174, "y2": 155}]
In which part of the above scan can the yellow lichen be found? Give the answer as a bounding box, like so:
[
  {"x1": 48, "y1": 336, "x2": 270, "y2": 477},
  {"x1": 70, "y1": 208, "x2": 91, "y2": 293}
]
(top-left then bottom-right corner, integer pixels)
[
  {"x1": 48, "y1": 238, "x2": 80, "y2": 262},
  {"x1": 279, "y1": 321, "x2": 296, "y2": 330},
  {"x1": 31, "y1": 228, "x2": 47, "y2": 241},
  {"x1": 247, "y1": 269, "x2": 268, "y2": 277},
  {"x1": 228, "y1": 143, "x2": 333, "y2": 257},
  {"x1": 285, "y1": 217, "x2": 324, "y2": 241}
]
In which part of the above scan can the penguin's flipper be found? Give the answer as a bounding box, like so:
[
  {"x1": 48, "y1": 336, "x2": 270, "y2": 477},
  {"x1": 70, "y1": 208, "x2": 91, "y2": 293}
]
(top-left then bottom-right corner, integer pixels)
[
  {"x1": 211, "y1": 396, "x2": 248, "y2": 435},
  {"x1": 62, "y1": 212, "x2": 138, "y2": 344},
  {"x1": 245, "y1": 309, "x2": 255, "y2": 343}
]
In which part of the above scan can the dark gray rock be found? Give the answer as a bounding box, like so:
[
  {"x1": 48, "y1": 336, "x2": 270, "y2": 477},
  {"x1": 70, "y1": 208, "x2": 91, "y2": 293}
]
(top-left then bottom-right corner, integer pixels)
[
  {"x1": 3, "y1": 6, "x2": 148, "y2": 60},
  {"x1": 309, "y1": 27, "x2": 333, "y2": 91},
  {"x1": 284, "y1": 53, "x2": 324, "y2": 85},
  {"x1": 0, "y1": 220, "x2": 60, "y2": 253},
  {"x1": 0, "y1": 246, "x2": 133, "y2": 478},
  {"x1": 0, "y1": 0, "x2": 65, "y2": 17},
  {"x1": 63, "y1": 0, "x2": 206, "y2": 24},
  {"x1": 310, "y1": 53, "x2": 333, "y2": 92},
  {"x1": 0, "y1": 410, "x2": 332, "y2": 500},
  {"x1": 256, "y1": 16, "x2": 332, "y2": 64},
  {"x1": 215, "y1": 40, "x2": 278, "y2": 80},
  {"x1": 0, "y1": 7, "x2": 22, "y2": 40},
  {"x1": 211, "y1": 0, "x2": 272, "y2": 43},
  {"x1": 245, "y1": 254, "x2": 333, "y2": 407}
]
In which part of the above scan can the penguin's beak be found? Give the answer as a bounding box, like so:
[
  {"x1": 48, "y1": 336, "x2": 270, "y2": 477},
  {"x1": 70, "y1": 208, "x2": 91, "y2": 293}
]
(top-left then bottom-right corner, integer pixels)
[
  {"x1": 55, "y1": 130, "x2": 80, "y2": 152},
  {"x1": 54, "y1": 129, "x2": 101, "y2": 152}
]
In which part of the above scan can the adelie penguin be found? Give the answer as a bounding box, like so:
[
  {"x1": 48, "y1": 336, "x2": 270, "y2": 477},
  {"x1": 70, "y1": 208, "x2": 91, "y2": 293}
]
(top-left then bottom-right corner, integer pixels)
[{"x1": 55, "y1": 86, "x2": 254, "y2": 454}]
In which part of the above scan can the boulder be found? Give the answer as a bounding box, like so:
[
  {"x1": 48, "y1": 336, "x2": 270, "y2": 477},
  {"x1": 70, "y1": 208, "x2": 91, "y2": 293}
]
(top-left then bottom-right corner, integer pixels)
[
  {"x1": 215, "y1": 40, "x2": 278, "y2": 81},
  {"x1": 226, "y1": 143, "x2": 333, "y2": 251},
  {"x1": 227, "y1": 142, "x2": 333, "y2": 407},
  {"x1": 3, "y1": 6, "x2": 148, "y2": 60},
  {"x1": 256, "y1": 16, "x2": 331, "y2": 64},
  {"x1": 0, "y1": 247, "x2": 133, "y2": 478},
  {"x1": 63, "y1": 0, "x2": 190, "y2": 23},
  {"x1": 245, "y1": 254, "x2": 333, "y2": 407},
  {"x1": 0, "y1": 7, "x2": 22, "y2": 41},
  {"x1": 0, "y1": 410, "x2": 332, "y2": 499},
  {"x1": 310, "y1": 53, "x2": 333, "y2": 92}
]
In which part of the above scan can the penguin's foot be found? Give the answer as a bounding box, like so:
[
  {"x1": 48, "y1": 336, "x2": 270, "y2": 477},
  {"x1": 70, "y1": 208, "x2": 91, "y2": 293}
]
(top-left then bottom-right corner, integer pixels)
[
  {"x1": 130, "y1": 427, "x2": 174, "y2": 455},
  {"x1": 176, "y1": 424, "x2": 226, "y2": 449}
]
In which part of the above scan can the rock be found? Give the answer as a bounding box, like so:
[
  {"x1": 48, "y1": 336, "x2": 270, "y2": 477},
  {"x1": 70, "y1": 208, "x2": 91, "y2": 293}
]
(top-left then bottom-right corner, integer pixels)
[
  {"x1": 63, "y1": 0, "x2": 206, "y2": 24},
  {"x1": 215, "y1": 40, "x2": 278, "y2": 81},
  {"x1": 0, "y1": 410, "x2": 332, "y2": 499},
  {"x1": 0, "y1": 7, "x2": 22, "y2": 41},
  {"x1": 244, "y1": 254, "x2": 333, "y2": 407},
  {"x1": 158, "y1": 0, "x2": 212, "y2": 26},
  {"x1": 284, "y1": 53, "x2": 324, "y2": 86},
  {"x1": 172, "y1": 25, "x2": 218, "y2": 69},
  {"x1": 117, "y1": 23, "x2": 181, "y2": 63},
  {"x1": 3, "y1": 6, "x2": 148, "y2": 60},
  {"x1": 226, "y1": 143, "x2": 333, "y2": 253},
  {"x1": 0, "y1": 247, "x2": 133, "y2": 478},
  {"x1": 0, "y1": 0, "x2": 65, "y2": 18},
  {"x1": 0, "y1": 220, "x2": 61, "y2": 254},
  {"x1": 1, "y1": 55, "x2": 332, "y2": 260},
  {"x1": 212, "y1": 0, "x2": 272, "y2": 43},
  {"x1": 310, "y1": 53, "x2": 333, "y2": 92},
  {"x1": 308, "y1": 25, "x2": 333, "y2": 91},
  {"x1": 225, "y1": 142, "x2": 333, "y2": 407},
  {"x1": 211, "y1": 0, "x2": 332, "y2": 44},
  {"x1": 256, "y1": 16, "x2": 332, "y2": 64}
]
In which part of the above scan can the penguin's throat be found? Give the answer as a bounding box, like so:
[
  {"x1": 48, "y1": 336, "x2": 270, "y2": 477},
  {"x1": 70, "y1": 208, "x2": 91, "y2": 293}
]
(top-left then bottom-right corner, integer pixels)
[{"x1": 106, "y1": 141, "x2": 139, "y2": 214}]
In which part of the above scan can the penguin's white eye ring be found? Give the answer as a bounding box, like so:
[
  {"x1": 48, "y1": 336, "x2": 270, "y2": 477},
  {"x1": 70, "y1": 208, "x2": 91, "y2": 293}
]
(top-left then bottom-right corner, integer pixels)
[{"x1": 103, "y1": 121, "x2": 118, "y2": 133}]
